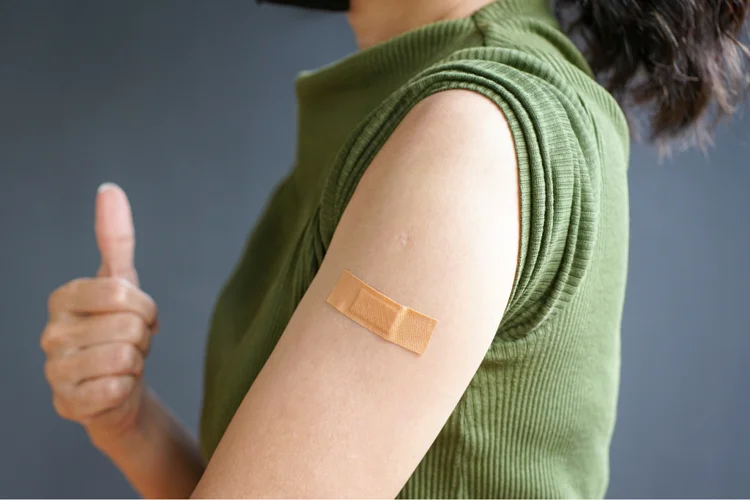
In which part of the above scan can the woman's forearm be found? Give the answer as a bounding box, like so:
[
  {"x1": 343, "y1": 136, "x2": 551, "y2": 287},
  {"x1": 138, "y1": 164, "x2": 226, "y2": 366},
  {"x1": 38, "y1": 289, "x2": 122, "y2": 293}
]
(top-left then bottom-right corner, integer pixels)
[{"x1": 92, "y1": 388, "x2": 205, "y2": 499}]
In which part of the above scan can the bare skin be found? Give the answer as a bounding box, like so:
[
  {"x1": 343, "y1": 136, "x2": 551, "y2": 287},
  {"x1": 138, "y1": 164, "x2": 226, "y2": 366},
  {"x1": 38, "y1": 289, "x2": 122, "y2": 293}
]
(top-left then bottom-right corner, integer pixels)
[
  {"x1": 189, "y1": 89, "x2": 519, "y2": 498},
  {"x1": 41, "y1": 1, "x2": 517, "y2": 498},
  {"x1": 348, "y1": 0, "x2": 496, "y2": 48},
  {"x1": 41, "y1": 184, "x2": 205, "y2": 498}
]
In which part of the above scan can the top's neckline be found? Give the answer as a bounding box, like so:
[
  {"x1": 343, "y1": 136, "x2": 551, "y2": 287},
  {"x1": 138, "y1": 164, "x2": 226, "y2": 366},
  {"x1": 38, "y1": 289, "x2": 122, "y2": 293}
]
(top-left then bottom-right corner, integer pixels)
[{"x1": 294, "y1": 0, "x2": 555, "y2": 98}]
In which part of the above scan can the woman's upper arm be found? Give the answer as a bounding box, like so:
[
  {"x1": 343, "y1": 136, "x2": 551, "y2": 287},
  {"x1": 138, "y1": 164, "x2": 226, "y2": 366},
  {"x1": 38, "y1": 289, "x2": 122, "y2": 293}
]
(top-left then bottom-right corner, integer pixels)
[{"x1": 191, "y1": 89, "x2": 520, "y2": 499}]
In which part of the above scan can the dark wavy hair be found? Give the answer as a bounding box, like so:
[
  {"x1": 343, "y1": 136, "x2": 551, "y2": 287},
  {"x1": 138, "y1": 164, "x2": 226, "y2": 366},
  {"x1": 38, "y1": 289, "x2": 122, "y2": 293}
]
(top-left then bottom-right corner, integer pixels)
[{"x1": 556, "y1": 0, "x2": 750, "y2": 147}]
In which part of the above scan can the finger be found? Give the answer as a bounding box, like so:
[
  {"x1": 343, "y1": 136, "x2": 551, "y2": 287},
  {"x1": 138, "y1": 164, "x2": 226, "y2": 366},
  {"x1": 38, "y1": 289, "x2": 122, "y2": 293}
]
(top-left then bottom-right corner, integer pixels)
[
  {"x1": 41, "y1": 312, "x2": 151, "y2": 355},
  {"x1": 55, "y1": 376, "x2": 137, "y2": 421},
  {"x1": 95, "y1": 183, "x2": 138, "y2": 286},
  {"x1": 48, "y1": 277, "x2": 157, "y2": 325},
  {"x1": 45, "y1": 343, "x2": 144, "y2": 386}
]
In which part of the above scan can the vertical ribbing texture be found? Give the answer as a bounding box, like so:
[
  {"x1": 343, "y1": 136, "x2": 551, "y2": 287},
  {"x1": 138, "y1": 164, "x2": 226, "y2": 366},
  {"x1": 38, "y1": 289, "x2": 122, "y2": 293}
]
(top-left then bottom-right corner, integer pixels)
[{"x1": 199, "y1": 0, "x2": 629, "y2": 497}]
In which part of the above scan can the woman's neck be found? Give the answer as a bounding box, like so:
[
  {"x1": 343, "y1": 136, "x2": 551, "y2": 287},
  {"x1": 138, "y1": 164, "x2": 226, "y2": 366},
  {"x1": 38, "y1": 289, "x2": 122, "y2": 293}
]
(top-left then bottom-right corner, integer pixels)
[{"x1": 348, "y1": 0, "x2": 497, "y2": 49}]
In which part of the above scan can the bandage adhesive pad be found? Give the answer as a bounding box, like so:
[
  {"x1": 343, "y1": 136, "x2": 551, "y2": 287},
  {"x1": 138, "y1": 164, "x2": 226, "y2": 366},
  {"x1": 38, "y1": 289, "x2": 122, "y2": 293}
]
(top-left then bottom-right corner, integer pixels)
[{"x1": 326, "y1": 269, "x2": 437, "y2": 355}]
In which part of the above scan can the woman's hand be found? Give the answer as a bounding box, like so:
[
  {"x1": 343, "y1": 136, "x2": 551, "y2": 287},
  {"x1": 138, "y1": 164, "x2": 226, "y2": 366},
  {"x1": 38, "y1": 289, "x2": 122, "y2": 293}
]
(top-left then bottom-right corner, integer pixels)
[
  {"x1": 41, "y1": 183, "x2": 157, "y2": 451},
  {"x1": 41, "y1": 275, "x2": 157, "y2": 448},
  {"x1": 40, "y1": 184, "x2": 204, "y2": 499}
]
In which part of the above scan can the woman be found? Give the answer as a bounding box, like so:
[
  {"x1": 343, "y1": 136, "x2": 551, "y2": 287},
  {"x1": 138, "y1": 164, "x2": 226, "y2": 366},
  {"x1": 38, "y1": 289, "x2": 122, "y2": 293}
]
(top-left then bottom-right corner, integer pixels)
[{"x1": 40, "y1": 0, "x2": 748, "y2": 498}]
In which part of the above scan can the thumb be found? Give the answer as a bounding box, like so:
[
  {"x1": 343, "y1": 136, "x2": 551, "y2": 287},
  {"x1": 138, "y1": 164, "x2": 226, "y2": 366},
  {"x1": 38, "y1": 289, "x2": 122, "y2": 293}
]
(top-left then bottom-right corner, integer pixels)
[{"x1": 95, "y1": 182, "x2": 138, "y2": 286}]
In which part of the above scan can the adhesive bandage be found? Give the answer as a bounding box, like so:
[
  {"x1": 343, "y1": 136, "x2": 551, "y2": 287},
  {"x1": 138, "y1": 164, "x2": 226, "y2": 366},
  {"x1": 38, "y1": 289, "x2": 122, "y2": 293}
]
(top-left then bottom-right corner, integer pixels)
[{"x1": 326, "y1": 269, "x2": 437, "y2": 355}]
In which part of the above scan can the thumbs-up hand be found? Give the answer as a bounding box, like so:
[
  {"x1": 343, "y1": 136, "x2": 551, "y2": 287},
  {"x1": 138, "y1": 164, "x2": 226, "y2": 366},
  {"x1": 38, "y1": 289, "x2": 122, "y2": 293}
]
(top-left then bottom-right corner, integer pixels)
[{"x1": 41, "y1": 183, "x2": 158, "y2": 449}]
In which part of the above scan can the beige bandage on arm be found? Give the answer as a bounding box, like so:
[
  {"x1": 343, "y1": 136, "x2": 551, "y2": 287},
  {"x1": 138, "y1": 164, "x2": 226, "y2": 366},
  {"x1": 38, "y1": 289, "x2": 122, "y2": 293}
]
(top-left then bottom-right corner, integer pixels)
[{"x1": 326, "y1": 269, "x2": 438, "y2": 355}]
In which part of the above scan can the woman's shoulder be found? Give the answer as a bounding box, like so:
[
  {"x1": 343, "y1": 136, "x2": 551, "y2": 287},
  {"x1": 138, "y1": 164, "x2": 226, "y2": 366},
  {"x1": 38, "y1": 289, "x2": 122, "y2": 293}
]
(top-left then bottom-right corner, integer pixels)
[{"x1": 321, "y1": 28, "x2": 628, "y2": 339}]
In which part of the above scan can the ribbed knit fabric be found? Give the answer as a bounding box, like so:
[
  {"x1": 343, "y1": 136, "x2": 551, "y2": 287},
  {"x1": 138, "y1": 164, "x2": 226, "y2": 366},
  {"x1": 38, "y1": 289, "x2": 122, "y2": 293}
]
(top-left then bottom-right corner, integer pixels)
[{"x1": 199, "y1": 0, "x2": 630, "y2": 497}]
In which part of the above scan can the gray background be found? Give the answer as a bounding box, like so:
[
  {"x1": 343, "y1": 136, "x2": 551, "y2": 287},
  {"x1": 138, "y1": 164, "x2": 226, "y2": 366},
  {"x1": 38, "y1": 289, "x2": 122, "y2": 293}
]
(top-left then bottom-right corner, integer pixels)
[{"x1": 1, "y1": 1, "x2": 748, "y2": 498}]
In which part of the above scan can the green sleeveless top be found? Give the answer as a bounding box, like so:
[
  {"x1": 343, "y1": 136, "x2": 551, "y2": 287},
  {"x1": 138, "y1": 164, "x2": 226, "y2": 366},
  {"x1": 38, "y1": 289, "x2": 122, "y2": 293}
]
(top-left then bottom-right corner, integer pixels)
[{"x1": 199, "y1": 0, "x2": 630, "y2": 497}]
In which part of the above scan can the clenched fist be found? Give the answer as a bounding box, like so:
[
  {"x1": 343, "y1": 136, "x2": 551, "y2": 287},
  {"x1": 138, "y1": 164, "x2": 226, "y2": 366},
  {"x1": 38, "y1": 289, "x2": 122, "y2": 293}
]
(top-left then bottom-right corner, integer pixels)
[{"x1": 41, "y1": 183, "x2": 158, "y2": 448}]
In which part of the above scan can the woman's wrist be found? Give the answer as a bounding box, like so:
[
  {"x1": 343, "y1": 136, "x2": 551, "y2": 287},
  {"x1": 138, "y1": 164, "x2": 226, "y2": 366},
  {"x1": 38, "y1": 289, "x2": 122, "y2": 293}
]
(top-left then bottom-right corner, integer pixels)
[
  {"x1": 89, "y1": 386, "x2": 205, "y2": 498},
  {"x1": 87, "y1": 384, "x2": 157, "y2": 458}
]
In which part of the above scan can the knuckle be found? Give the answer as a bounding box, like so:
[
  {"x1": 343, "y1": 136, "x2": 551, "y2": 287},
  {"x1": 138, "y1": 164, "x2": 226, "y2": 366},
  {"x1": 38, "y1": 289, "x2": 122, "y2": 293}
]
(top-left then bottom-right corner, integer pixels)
[
  {"x1": 102, "y1": 377, "x2": 132, "y2": 405},
  {"x1": 114, "y1": 345, "x2": 139, "y2": 373},
  {"x1": 106, "y1": 280, "x2": 130, "y2": 307},
  {"x1": 120, "y1": 313, "x2": 142, "y2": 338},
  {"x1": 45, "y1": 355, "x2": 79, "y2": 386},
  {"x1": 120, "y1": 314, "x2": 149, "y2": 352},
  {"x1": 48, "y1": 278, "x2": 87, "y2": 313},
  {"x1": 140, "y1": 292, "x2": 158, "y2": 323},
  {"x1": 67, "y1": 278, "x2": 87, "y2": 297},
  {"x1": 47, "y1": 287, "x2": 66, "y2": 314},
  {"x1": 40, "y1": 323, "x2": 66, "y2": 352},
  {"x1": 52, "y1": 396, "x2": 73, "y2": 420}
]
